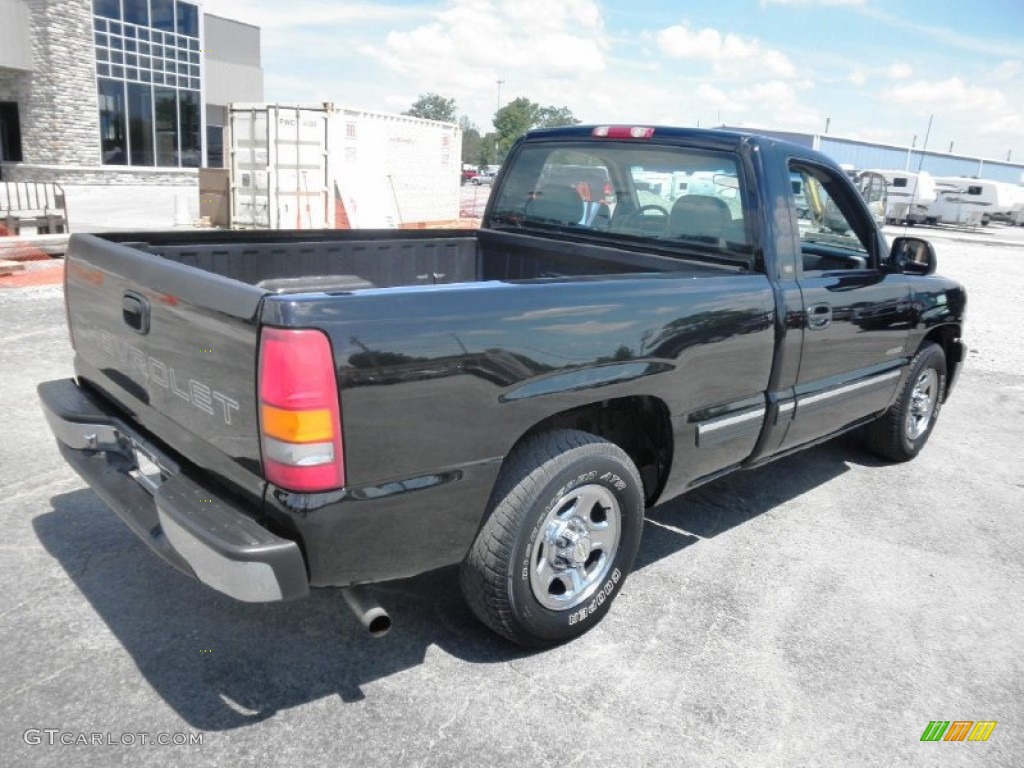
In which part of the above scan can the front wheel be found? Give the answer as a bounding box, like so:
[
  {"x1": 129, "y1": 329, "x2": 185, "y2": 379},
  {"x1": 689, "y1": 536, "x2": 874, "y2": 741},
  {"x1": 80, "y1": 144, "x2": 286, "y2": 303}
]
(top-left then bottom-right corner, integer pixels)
[
  {"x1": 460, "y1": 430, "x2": 644, "y2": 647},
  {"x1": 862, "y1": 343, "x2": 946, "y2": 462}
]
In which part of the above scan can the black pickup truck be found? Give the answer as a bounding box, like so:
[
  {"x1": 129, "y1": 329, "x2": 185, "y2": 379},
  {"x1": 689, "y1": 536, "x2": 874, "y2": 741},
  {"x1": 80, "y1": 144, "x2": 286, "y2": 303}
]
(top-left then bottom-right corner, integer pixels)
[{"x1": 39, "y1": 125, "x2": 966, "y2": 647}]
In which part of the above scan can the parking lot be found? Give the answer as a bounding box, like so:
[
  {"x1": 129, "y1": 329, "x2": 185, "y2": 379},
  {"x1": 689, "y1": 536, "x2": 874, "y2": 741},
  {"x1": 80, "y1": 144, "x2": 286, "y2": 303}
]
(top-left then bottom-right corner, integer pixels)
[{"x1": 1, "y1": 224, "x2": 1021, "y2": 767}]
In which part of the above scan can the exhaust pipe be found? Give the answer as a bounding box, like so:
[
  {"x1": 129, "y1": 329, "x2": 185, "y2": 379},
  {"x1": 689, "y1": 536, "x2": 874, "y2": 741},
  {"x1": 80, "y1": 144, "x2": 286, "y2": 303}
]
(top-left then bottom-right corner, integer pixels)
[{"x1": 341, "y1": 586, "x2": 392, "y2": 637}]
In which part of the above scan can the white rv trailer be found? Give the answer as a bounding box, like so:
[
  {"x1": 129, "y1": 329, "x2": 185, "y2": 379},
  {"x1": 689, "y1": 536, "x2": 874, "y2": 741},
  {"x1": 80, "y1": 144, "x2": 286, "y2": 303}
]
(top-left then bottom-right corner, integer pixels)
[
  {"x1": 923, "y1": 177, "x2": 1015, "y2": 226},
  {"x1": 865, "y1": 170, "x2": 937, "y2": 224}
]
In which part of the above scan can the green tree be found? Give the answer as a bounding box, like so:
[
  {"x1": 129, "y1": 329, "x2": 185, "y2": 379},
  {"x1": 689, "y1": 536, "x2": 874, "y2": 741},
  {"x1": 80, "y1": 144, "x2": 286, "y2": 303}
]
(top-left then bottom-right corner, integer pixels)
[
  {"x1": 491, "y1": 97, "x2": 580, "y2": 162},
  {"x1": 536, "y1": 105, "x2": 580, "y2": 128},
  {"x1": 459, "y1": 116, "x2": 482, "y2": 166},
  {"x1": 404, "y1": 93, "x2": 458, "y2": 123}
]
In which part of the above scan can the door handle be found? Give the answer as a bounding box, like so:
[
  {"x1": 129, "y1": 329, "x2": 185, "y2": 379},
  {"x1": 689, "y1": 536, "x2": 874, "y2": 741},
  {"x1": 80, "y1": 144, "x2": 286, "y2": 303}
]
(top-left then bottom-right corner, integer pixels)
[
  {"x1": 122, "y1": 291, "x2": 150, "y2": 334},
  {"x1": 806, "y1": 303, "x2": 832, "y2": 330}
]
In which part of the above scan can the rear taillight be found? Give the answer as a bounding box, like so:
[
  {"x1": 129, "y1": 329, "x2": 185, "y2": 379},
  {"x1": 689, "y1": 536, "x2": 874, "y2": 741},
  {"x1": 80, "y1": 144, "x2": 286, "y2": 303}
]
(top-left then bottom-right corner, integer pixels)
[
  {"x1": 258, "y1": 327, "x2": 345, "y2": 492},
  {"x1": 591, "y1": 126, "x2": 655, "y2": 139}
]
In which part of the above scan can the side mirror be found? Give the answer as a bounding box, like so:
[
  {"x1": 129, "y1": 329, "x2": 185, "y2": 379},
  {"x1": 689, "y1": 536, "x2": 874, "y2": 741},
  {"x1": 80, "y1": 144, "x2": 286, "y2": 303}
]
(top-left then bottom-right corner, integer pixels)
[{"x1": 889, "y1": 236, "x2": 936, "y2": 275}]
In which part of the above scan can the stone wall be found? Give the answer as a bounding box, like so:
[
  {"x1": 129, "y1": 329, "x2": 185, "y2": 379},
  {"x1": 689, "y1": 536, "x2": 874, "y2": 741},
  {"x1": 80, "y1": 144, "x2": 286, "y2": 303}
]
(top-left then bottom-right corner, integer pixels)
[
  {"x1": 22, "y1": 0, "x2": 101, "y2": 168},
  {"x1": 0, "y1": 162, "x2": 199, "y2": 186}
]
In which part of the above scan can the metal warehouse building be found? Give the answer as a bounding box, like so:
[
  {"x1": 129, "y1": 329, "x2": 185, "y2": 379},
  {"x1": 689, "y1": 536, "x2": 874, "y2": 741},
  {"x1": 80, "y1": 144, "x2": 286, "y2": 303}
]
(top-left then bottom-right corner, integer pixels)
[
  {"x1": 0, "y1": 0, "x2": 263, "y2": 185},
  {"x1": 723, "y1": 126, "x2": 1024, "y2": 185}
]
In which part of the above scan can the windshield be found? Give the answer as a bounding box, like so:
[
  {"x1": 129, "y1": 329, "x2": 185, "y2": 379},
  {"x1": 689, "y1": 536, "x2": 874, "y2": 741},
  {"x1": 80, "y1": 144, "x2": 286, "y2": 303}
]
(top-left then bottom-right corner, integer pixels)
[{"x1": 488, "y1": 141, "x2": 752, "y2": 265}]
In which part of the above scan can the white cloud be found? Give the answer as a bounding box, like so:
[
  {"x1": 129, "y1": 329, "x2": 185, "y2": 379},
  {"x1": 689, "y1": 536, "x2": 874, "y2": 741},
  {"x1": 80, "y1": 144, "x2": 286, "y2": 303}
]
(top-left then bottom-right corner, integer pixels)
[
  {"x1": 849, "y1": 70, "x2": 866, "y2": 86},
  {"x1": 977, "y1": 113, "x2": 1024, "y2": 137},
  {"x1": 761, "y1": 0, "x2": 868, "y2": 5},
  {"x1": 880, "y1": 77, "x2": 1007, "y2": 114},
  {"x1": 361, "y1": 0, "x2": 608, "y2": 124},
  {"x1": 656, "y1": 23, "x2": 795, "y2": 79},
  {"x1": 886, "y1": 62, "x2": 913, "y2": 80},
  {"x1": 200, "y1": 1, "x2": 429, "y2": 29},
  {"x1": 990, "y1": 60, "x2": 1023, "y2": 82}
]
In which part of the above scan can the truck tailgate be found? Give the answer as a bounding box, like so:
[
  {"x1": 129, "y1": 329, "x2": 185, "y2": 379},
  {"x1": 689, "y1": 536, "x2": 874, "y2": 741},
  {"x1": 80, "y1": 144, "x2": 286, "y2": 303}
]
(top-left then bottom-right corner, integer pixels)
[{"x1": 64, "y1": 233, "x2": 267, "y2": 503}]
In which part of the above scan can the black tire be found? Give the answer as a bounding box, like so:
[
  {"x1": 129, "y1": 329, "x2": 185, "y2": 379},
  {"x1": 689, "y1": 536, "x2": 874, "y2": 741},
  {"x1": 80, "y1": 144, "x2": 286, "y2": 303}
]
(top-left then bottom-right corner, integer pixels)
[
  {"x1": 460, "y1": 429, "x2": 644, "y2": 647},
  {"x1": 862, "y1": 343, "x2": 946, "y2": 462}
]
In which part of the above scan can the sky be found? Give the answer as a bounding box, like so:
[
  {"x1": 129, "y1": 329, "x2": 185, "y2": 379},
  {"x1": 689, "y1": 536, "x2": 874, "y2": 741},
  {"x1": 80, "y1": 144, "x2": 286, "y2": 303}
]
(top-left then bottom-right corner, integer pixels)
[{"x1": 200, "y1": 0, "x2": 1024, "y2": 162}]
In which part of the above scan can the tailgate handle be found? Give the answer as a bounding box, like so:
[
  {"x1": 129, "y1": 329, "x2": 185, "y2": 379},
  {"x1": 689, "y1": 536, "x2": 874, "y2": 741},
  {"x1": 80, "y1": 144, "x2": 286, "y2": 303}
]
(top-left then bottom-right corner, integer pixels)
[{"x1": 122, "y1": 292, "x2": 150, "y2": 334}]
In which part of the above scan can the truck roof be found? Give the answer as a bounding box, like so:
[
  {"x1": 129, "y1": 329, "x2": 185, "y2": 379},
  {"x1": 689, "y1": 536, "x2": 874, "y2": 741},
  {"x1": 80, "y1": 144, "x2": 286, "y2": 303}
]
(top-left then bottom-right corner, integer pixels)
[
  {"x1": 521, "y1": 124, "x2": 836, "y2": 158},
  {"x1": 524, "y1": 124, "x2": 755, "y2": 147}
]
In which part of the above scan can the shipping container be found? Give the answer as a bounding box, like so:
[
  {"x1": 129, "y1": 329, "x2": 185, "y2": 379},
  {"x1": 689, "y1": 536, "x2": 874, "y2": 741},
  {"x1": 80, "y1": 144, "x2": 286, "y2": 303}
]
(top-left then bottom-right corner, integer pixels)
[{"x1": 227, "y1": 103, "x2": 462, "y2": 230}]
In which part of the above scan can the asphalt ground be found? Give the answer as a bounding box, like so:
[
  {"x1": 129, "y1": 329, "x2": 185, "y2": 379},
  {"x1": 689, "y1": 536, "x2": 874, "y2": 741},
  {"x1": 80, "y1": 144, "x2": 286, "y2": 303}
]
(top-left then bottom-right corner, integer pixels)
[{"x1": 1, "y1": 225, "x2": 1022, "y2": 767}]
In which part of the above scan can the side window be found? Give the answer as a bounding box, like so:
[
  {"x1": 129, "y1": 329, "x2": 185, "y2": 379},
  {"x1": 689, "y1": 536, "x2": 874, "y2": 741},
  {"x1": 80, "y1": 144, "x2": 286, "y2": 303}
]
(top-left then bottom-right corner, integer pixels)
[{"x1": 789, "y1": 161, "x2": 873, "y2": 272}]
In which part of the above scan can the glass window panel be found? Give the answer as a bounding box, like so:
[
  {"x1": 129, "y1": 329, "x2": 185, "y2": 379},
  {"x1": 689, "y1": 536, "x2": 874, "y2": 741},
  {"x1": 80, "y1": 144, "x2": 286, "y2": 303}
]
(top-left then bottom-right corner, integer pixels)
[
  {"x1": 188, "y1": 51, "x2": 198, "y2": 64},
  {"x1": 98, "y1": 78, "x2": 128, "y2": 165},
  {"x1": 95, "y1": 33, "x2": 108, "y2": 47},
  {"x1": 139, "y1": 42, "x2": 150, "y2": 55},
  {"x1": 127, "y1": 82, "x2": 154, "y2": 165},
  {"x1": 177, "y1": 75, "x2": 187, "y2": 88},
  {"x1": 94, "y1": 18, "x2": 105, "y2": 32},
  {"x1": 151, "y1": 0, "x2": 175, "y2": 32},
  {"x1": 137, "y1": 28, "x2": 150, "y2": 42},
  {"x1": 189, "y1": 78, "x2": 199, "y2": 90},
  {"x1": 140, "y1": 70, "x2": 151, "y2": 83},
  {"x1": 111, "y1": 51, "x2": 123, "y2": 64},
  {"x1": 109, "y1": 21, "x2": 122, "y2": 35},
  {"x1": 127, "y1": 68, "x2": 138, "y2": 81},
  {"x1": 123, "y1": 0, "x2": 149, "y2": 26},
  {"x1": 178, "y1": 89, "x2": 201, "y2": 167},
  {"x1": 177, "y1": 48, "x2": 188, "y2": 62},
  {"x1": 124, "y1": 25, "x2": 137, "y2": 39},
  {"x1": 94, "y1": 0, "x2": 121, "y2": 21},
  {"x1": 97, "y1": 63, "x2": 110, "y2": 77},
  {"x1": 125, "y1": 39, "x2": 137, "y2": 52},
  {"x1": 139, "y1": 56, "x2": 151, "y2": 69},
  {"x1": 97, "y1": 49, "x2": 109, "y2": 62},
  {"x1": 189, "y1": 65, "x2": 198, "y2": 77},
  {"x1": 188, "y1": 37, "x2": 198, "y2": 51},
  {"x1": 126, "y1": 53, "x2": 138, "y2": 66},
  {"x1": 176, "y1": 2, "x2": 199, "y2": 38},
  {"x1": 154, "y1": 87, "x2": 179, "y2": 166},
  {"x1": 111, "y1": 36, "x2": 123, "y2": 50},
  {"x1": 206, "y1": 125, "x2": 224, "y2": 168},
  {"x1": 111, "y1": 65, "x2": 124, "y2": 78}
]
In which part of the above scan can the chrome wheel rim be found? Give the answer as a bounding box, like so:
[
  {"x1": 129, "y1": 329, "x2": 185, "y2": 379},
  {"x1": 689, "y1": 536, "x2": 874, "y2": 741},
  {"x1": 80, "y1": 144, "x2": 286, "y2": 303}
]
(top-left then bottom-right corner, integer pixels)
[
  {"x1": 905, "y1": 368, "x2": 939, "y2": 440},
  {"x1": 529, "y1": 484, "x2": 621, "y2": 610}
]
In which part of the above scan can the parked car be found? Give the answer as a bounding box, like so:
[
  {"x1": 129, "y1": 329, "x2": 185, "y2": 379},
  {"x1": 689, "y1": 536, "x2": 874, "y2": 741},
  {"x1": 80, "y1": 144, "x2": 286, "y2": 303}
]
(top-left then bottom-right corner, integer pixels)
[{"x1": 39, "y1": 125, "x2": 966, "y2": 648}]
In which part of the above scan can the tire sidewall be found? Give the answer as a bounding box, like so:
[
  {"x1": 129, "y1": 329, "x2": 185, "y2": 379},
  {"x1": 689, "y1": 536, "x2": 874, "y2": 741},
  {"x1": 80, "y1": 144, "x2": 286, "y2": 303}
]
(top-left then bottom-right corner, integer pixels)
[
  {"x1": 506, "y1": 450, "x2": 643, "y2": 643},
  {"x1": 898, "y1": 345, "x2": 946, "y2": 456}
]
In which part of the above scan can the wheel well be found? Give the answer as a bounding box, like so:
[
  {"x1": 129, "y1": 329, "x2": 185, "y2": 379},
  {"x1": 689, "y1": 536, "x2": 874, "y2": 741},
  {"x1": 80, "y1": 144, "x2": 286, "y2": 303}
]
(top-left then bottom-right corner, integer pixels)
[
  {"x1": 517, "y1": 396, "x2": 673, "y2": 506},
  {"x1": 920, "y1": 325, "x2": 961, "y2": 400}
]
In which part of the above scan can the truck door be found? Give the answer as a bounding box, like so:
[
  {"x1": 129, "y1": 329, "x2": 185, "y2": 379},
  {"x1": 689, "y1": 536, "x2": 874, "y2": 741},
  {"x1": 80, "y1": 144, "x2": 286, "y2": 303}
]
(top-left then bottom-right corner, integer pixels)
[{"x1": 778, "y1": 159, "x2": 913, "y2": 450}]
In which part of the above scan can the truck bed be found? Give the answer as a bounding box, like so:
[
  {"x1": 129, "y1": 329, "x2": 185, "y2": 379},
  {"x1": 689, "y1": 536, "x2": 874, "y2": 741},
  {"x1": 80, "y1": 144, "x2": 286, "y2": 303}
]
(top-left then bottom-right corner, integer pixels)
[{"x1": 101, "y1": 228, "x2": 738, "y2": 294}]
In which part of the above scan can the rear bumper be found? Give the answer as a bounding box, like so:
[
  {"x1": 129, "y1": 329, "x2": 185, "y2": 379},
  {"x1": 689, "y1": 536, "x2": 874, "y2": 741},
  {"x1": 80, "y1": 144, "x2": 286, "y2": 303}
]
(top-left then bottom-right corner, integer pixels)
[{"x1": 38, "y1": 378, "x2": 309, "y2": 602}]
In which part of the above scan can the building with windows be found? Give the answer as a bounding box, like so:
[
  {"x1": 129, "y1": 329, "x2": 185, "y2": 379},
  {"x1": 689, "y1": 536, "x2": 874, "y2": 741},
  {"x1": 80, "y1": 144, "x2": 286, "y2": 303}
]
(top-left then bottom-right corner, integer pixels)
[{"x1": 0, "y1": 0, "x2": 261, "y2": 184}]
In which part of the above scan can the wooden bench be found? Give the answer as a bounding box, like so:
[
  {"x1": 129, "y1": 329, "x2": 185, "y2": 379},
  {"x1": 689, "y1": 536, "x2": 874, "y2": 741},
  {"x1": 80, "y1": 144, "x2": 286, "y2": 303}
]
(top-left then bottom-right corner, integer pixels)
[{"x1": 0, "y1": 182, "x2": 68, "y2": 236}]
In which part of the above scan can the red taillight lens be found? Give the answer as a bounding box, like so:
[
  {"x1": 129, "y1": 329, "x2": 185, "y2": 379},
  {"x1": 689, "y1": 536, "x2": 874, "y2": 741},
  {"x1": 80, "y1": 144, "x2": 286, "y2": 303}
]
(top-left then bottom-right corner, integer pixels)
[{"x1": 258, "y1": 327, "x2": 345, "y2": 492}]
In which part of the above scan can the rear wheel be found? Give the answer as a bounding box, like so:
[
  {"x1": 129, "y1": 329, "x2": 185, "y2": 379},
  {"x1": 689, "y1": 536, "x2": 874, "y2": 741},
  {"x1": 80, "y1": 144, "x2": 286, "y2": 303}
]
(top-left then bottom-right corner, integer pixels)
[
  {"x1": 863, "y1": 342, "x2": 946, "y2": 462},
  {"x1": 460, "y1": 430, "x2": 644, "y2": 647}
]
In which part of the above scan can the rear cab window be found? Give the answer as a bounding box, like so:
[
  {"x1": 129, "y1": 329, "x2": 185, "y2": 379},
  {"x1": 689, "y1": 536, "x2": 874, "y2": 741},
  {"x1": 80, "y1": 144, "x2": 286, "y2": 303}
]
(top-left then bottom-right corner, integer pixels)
[{"x1": 488, "y1": 142, "x2": 755, "y2": 269}]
